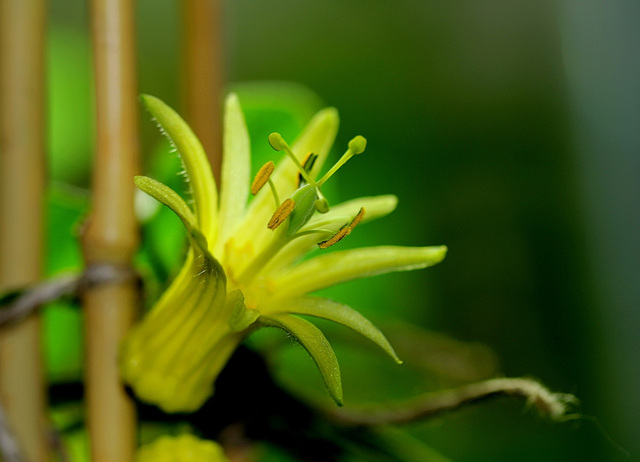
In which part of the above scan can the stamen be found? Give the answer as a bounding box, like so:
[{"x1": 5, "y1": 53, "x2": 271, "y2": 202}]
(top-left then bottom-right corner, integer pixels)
[
  {"x1": 314, "y1": 189, "x2": 329, "y2": 214},
  {"x1": 268, "y1": 198, "x2": 295, "y2": 230},
  {"x1": 318, "y1": 227, "x2": 349, "y2": 249},
  {"x1": 317, "y1": 136, "x2": 367, "y2": 187},
  {"x1": 349, "y1": 207, "x2": 366, "y2": 229},
  {"x1": 268, "y1": 132, "x2": 315, "y2": 186},
  {"x1": 267, "y1": 179, "x2": 280, "y2": 208},
  {"x1": 317, "y1": 207, "x2": 366, "y2": 249},
  {"x1": 298, "y1": 153, "x2": 318, "y2": 187},
  {"x1": 348, "y1": 135, "x2": 367, "y2": 154},
  {"x1": 251, "y1": 161, "x2": 275, "y2": 195}
]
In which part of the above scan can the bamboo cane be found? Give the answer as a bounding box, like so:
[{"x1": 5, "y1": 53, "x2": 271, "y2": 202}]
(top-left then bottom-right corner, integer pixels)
[
  {"x1": 0, "y1": 1, "x2": 49, "y2": 461},
  {"x1": 82, "y1": 0, "x2": 139, "y2": 460},
  {"x1": 182, "y1": 0, "x2": 224, "y2": 180}
]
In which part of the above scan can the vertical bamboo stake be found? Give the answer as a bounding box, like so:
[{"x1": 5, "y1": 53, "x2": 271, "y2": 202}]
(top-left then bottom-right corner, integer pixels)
[
  {"x1": 182, "y1": 0, "x2": 224, "y2": 180},
  {"x1": 82, "y1": 0, "x2": 138, "y2": 460},
  {"x1": 0, "y1": 1, "x2": 49, "y2": 461}
]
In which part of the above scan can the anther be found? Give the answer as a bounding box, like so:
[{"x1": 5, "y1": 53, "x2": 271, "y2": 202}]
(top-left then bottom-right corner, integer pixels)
[
  {"x1": 251, "y1": 161, "x2": 275, "y2": 195},
  {"x1": 348, "y1": 207, "x2": 366, "y2": 229},
  {"x1": 268, "y1": 132, "x2": 314, "y2": 186},
  {"x1": 318, "y1": 227, "x2": 349, "y2": 249},
  {"x1": 268, "y1": 198, "x2": 295, "y2": 230},
  {"x1": 298, "y1": 153, "x2": 318, "y2": 187},
  {"x1": 317, "y1": 208, "x2": 366, "y2": 249}
]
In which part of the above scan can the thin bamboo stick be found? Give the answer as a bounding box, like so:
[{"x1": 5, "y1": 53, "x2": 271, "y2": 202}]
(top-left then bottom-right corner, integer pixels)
[
  {"x1": 0, "y1": 1, "x2": 49, "y2": 461},
  {"x1": 182, "y1": 0, "x2": 224, "y2": 180},
  {"x1": 82, "y1": 0, "x2": 139, "y2": 461}
]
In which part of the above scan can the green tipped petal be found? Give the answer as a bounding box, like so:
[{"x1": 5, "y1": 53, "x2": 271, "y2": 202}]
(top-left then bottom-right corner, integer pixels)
[
  {"x1": 218, "y1": 93, "x2": 251, "y2": 253},
  {"x1": 134, "y1": 176, "x2": 209, "y2": 252},
  {"x1": 272, "y1": 245, "x2": 448, "y2": 299},
  {"x1": 269, "y1": 296, "x2": 401, "y2": 363},
  {"x1": 140, "y1": 94, "x2": 218, "y2": 240},
  {"x1": 259, "y1": 313, "x2": 343, "y2": 405}
]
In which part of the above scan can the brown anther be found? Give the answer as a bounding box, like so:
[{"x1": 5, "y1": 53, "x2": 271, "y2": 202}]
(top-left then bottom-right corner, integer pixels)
[
  {"x1": 317, "y1": 207, "x2": 366, "y2": 249},
  {"x1": 267, "y1": 198, "x2": 295, "y2": 230},
  {"x1": 318, "y1": 227, "x2": 349, "y2": 249},
  {"x1": 348, "y1": 207, "x2": 365, "y2": 230},
  {"x1": 297, "y1": 152, "x2": 318, "y2": 187},
  {"x1": 251, "y1": 161, "x2": 275, "y2": 195}
]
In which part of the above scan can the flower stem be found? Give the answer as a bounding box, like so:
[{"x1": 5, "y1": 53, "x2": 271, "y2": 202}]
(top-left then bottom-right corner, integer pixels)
[
  {"x1": 0, "y1": 0, "x2": 49, "y2": 460},
  {"x1": 325, "y1": 377, "x2": 576, "y2": 426},
  {"x1": 82, "y1": 0, "x2": 139, "y2": 460},
  {"x1": 181, "y1": 0, "x2": 225, "y2": 181}
]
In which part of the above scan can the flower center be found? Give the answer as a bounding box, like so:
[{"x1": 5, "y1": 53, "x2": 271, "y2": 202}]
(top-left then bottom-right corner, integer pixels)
[{"x1": 255, "y1": 132, "x2": 367, "y2": 237}]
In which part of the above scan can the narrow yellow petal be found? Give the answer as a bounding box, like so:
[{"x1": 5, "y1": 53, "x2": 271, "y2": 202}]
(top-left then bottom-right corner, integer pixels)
[
  {"x1": 217, "y1": 93, "x2": 251, "y2": 255},
  {"x1": 271, "y1": 246, "x2": 448, "y2": 299},
  {"x1": 259, "y1": 313, "x2": 343, "y2": 405},
  {"x1": 264, "y1": 296, "x2": 402, "y2": 364},
  {"x1": 140, "y1": 94, "x2": 218, "y2": 242}
]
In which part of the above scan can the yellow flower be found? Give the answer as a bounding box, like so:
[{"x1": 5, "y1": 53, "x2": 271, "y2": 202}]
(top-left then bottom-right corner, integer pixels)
[
  {"x1": 120, "y1": 94, "x2": 447, "y2": 413},
  {"x1": 136, "y1": 434, "x2": 229, "y2": 462}
]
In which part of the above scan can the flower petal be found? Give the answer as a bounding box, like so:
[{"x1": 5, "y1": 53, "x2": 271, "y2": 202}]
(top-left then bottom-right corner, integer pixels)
[
  {"x1": 271, "y1": 245, "x2": 448, "y2": 299},
  {"x1": 141, "y1": 94, "x2": 218, "y2": 241},
  {"x1": 304, "y1": 194, "x2": 398, "y2": 231},
  {"x1": 227, "y1": 290, "x2": 260, "y2": 332},
  {"x1": 259, "y1": 313, "x2": 343, "y2": 405},
  {"x1": 134, "y1": 175, "x2": 208, "y2": 250},
  {"x1": 217, "y1": 93, "x2": 251, "y2": 255},
  {"x1": 266, "y1": 296, "x2": 401, "y2": 363},
  {"x1": 120, "y1": 247, "x2": 229, "y2": 412}
]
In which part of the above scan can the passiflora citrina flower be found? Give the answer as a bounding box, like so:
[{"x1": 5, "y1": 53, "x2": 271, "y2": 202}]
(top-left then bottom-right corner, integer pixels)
[
  {"x1": 120, "y1": 94, "x2": 447, "y2": 413},
  {"x1": 137, "y1": 434, "x2": 229, "y2": 462}
]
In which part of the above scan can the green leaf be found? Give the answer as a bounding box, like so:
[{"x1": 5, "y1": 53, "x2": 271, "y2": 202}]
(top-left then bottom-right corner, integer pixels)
[
  {"x1": 271, "y1": 296, "x2": 401, "y2": 364},
  {"x1": 259, "y1": 313, "x2": 343, "y2": 405}
]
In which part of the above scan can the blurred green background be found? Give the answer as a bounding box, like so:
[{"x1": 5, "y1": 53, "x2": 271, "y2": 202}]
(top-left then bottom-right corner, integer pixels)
[{"x1": 46, "y1": 1, "x2": 638, "y2": 461}]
